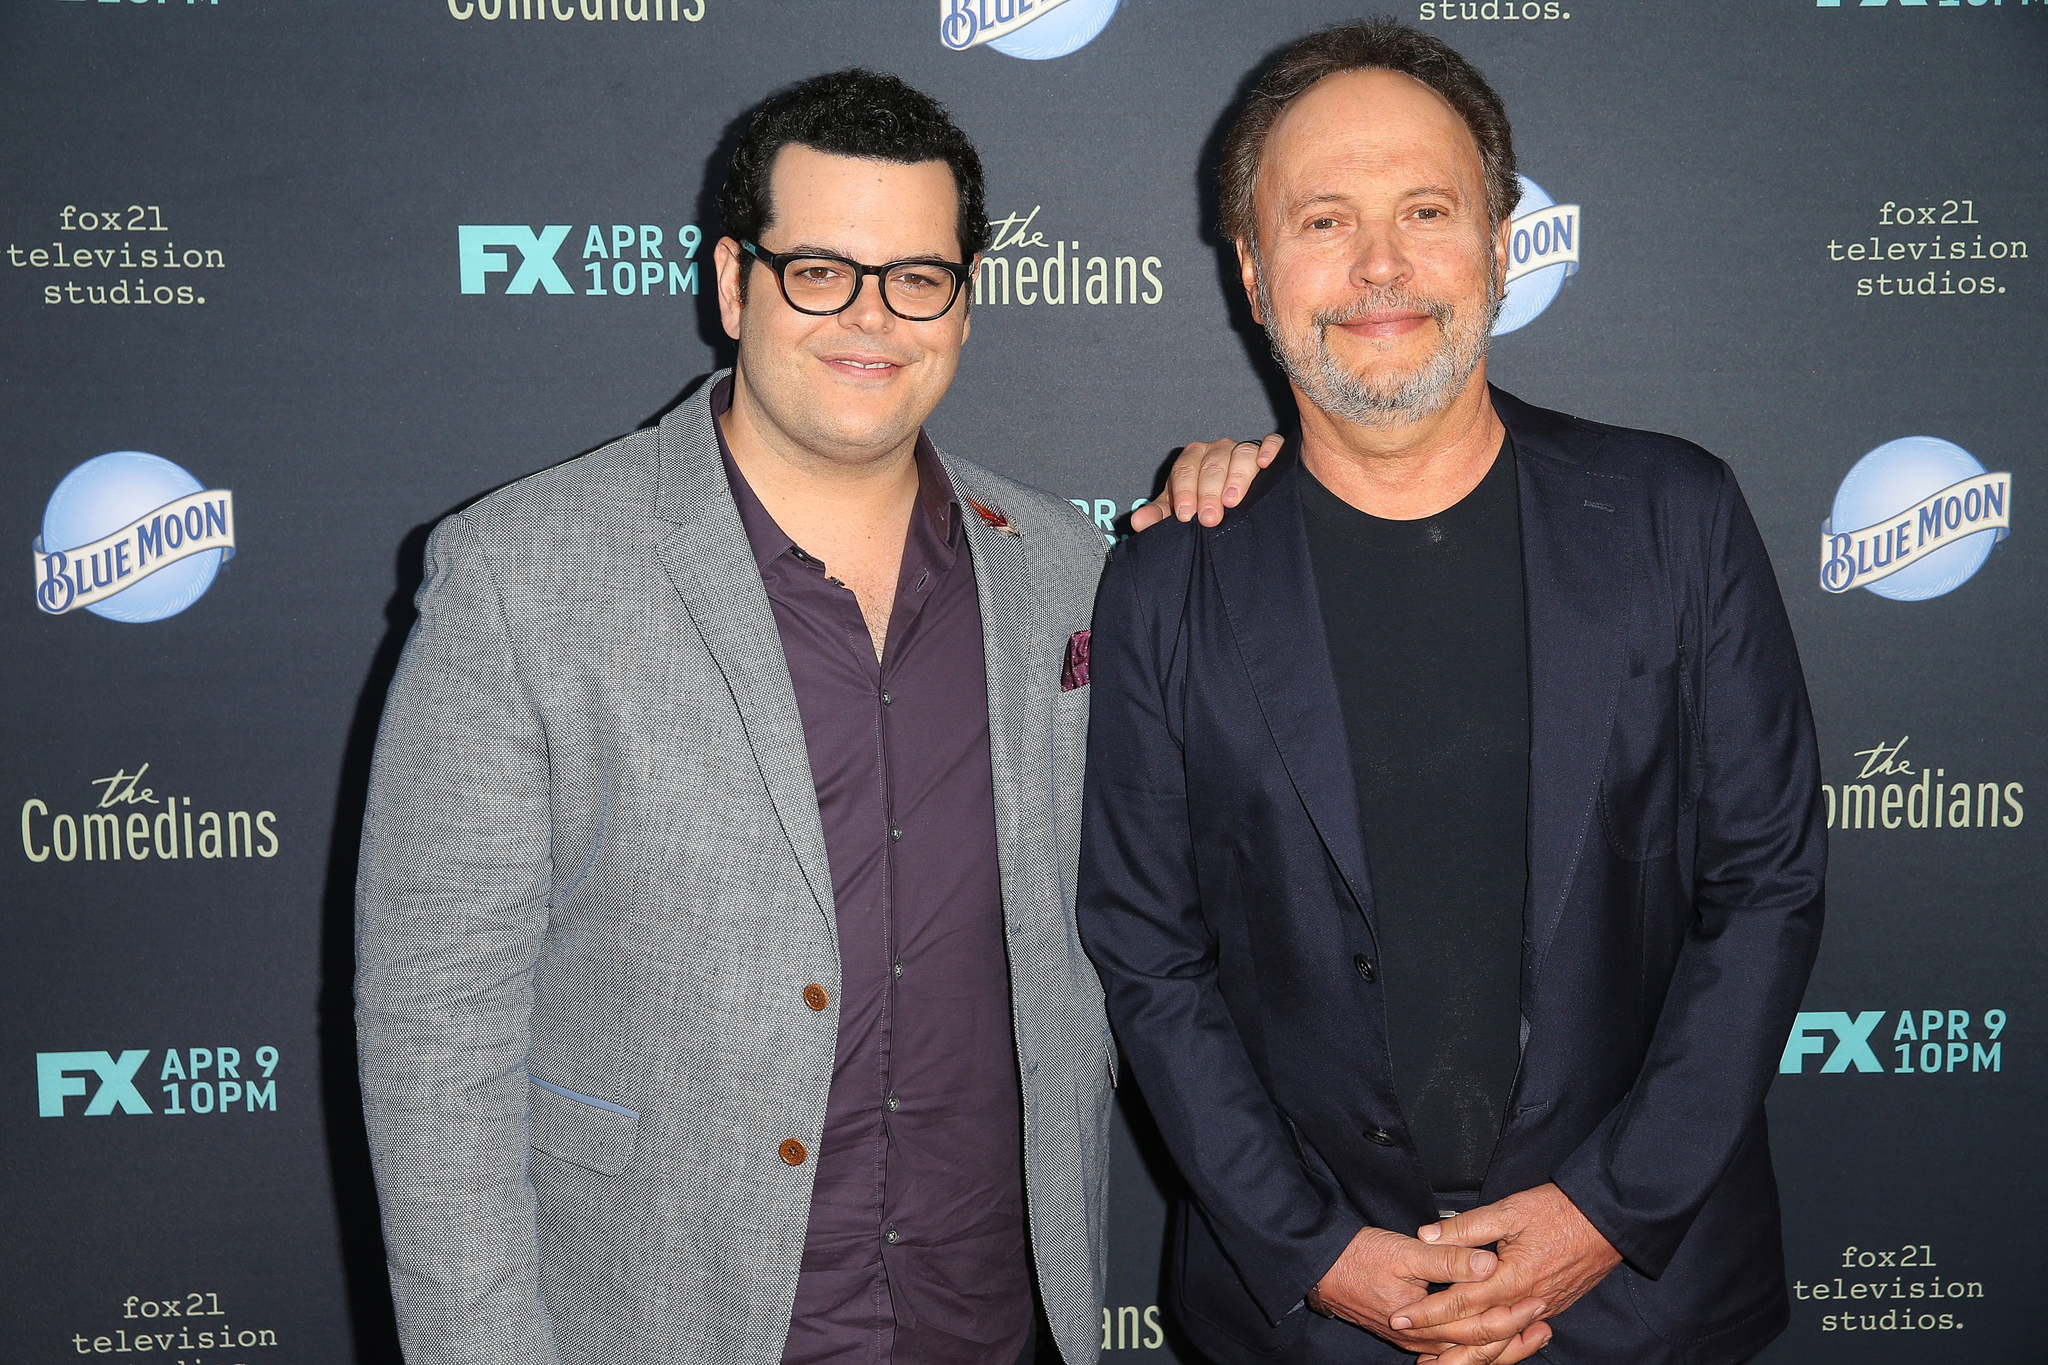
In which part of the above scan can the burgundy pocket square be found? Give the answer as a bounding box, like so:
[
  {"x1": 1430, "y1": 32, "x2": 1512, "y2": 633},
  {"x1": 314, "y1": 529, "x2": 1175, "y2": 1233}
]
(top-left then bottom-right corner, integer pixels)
[{"x1": 1061, "y1": 630, "x2": 1092, "y2": 691}]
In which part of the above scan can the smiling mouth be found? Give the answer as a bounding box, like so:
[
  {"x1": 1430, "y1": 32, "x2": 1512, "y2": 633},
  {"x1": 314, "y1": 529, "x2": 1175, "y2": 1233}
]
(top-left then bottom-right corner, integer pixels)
[
  {"x1": 1340, "y1": 310, "x2": 1430, "y2": 330},
  {"x1": 822, "y1": 355, "x2": 908, "y2": 374}
]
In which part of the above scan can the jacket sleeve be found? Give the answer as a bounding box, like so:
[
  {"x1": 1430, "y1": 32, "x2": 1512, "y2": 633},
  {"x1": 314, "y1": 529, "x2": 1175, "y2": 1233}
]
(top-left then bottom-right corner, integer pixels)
[
  {"x1": 1553, "y1": 463, "x2": 1826, "y2": 1277},
  {"x1": 1076, "y1": 536, "x2": 1365, "y2": 1326},
  {"x1": 354, "y1": 513, "x2": 560, "y2": 1365}
]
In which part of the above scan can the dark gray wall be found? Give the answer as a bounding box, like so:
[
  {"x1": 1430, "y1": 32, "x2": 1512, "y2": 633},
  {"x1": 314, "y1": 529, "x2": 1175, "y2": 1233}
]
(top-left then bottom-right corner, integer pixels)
[{"x1": 4, "y1": 2, "x2": 2041, "y2": 1361}]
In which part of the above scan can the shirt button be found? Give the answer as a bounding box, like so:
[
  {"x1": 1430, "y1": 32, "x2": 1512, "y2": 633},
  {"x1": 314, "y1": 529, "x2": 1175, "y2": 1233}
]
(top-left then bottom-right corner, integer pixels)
[
  {"x1": 779, "y1": 1139, "x2": 807, "y2": 1165},
  {"x1": 884, "y1": 1227, "x2": 900, "y2": 1244},
  {"x1": 1353, "y1": 953, "x2": 1377, "y2": 983},
  {"x1": 890, "y1": 826, "x2": 902, "y2": 841},
  {"x1": 881, "y1": 690, "x2": 893, "y2": 706},
  {"x1": 1363, "y1": 1127, "x2": 1395, "y2": 1147},
  {"x1": 886, "y1": 1095, "x2": 900, "y2": 1112},
  {"x1": 893, "y1": 961, "x2": 904, "y2": 979},
  {"x1": 803, "y1": 984, "x2": 829, "y2": 1011}
]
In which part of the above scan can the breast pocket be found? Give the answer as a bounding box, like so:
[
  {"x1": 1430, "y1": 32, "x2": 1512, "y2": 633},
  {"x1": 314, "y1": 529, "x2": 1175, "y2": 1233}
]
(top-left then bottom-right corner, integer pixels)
[{"x1": 1599, "y1": 660, "x2": 1690, "y2": 862}]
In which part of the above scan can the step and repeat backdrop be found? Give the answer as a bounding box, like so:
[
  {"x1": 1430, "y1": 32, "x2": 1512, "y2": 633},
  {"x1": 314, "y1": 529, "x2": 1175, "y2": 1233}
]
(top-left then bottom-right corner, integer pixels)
[{"x1": 3, "y1": 1, "x2": 2041, "y2": 1362}]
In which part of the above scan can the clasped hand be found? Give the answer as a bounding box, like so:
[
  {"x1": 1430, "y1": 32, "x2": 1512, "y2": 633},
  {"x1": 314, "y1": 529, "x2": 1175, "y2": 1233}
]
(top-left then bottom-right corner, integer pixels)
[{"x1": 1310, "y1": 1183, "x2": 1621, "y2": 1364}]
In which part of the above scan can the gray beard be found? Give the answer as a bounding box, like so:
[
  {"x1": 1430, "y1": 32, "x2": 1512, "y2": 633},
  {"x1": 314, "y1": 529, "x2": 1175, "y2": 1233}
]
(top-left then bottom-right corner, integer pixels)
[{"x1": 1255, "y1": 257, "x2": 1499, "y2": 428}]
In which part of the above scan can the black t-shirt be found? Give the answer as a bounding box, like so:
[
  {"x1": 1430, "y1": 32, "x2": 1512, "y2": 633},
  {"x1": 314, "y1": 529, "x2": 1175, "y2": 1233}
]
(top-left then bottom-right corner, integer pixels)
[{"x1": 1300, "y1": 438, "x2": 1529, "y2": 1193}]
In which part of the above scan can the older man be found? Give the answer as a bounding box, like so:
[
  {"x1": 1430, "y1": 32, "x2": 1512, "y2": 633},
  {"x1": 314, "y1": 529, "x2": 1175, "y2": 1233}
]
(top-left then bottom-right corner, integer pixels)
[{"x1": 1080, "y1": 20, "x2": 1824, "y2": 1365}]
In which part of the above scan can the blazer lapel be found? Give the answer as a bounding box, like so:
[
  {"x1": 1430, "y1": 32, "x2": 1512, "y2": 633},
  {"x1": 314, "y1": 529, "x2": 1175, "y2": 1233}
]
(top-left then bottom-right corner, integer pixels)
[
  {"x1": 651, "y1": 374, "x2": 837, "y2": 937},
  {"x1": 1500, "y1": 390, "x2": 1630, "y2": 978},
  {"x1": 1206, "y1": 459, "x2": 1375, "y2": 929},
  {"x1": 944, "y1": 461, "x2": 1049, "y2": 912}
]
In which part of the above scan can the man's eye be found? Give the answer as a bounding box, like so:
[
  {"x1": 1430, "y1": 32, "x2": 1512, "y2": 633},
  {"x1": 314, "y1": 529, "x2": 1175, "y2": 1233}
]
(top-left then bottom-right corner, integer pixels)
[
  {"x1": 1308, "y1": 217, "x2": 1339, "y2": 230},
  {"x1": 1414, "y1": 207, "x2": 1443, "y2": 220}
]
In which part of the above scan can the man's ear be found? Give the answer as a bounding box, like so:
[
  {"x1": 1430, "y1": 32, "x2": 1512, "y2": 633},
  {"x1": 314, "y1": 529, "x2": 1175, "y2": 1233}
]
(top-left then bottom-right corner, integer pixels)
[
  {"x1": 1235, "y1": 238, "x2": 1262, "y2": 325},
  {"x1": 1492, "y1": 216, "x2": 1511, "y2": 303},
  {"x1": 714, "y1": 236, "x2": 747, "y2": 342}
]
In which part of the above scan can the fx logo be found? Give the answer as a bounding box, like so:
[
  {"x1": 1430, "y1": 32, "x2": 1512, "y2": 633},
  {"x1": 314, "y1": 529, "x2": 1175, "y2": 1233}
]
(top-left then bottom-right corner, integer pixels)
[
  {"x1": 37, "y1": 1050, "x2": 152, "y2": 1116},
  {"x1": 1780, "y1": 1012, "x2": 1885, "y2": 1074},
  {"x1": 459, "y1": 225, "x2": 573, "y2": 294}
]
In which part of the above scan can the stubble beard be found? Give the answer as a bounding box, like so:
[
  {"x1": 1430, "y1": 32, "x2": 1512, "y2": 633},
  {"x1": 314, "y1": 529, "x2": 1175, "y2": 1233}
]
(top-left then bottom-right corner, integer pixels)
[{"x1": 1255, "y1": 247, "x2": 1502, "y2": 429}]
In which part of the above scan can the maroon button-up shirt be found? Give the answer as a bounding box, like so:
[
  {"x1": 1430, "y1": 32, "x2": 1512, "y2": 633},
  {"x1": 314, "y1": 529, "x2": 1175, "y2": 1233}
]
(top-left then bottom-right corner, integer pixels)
[{"x1": 713, "y1": 382, "x2": 1031, "y2": 1365}]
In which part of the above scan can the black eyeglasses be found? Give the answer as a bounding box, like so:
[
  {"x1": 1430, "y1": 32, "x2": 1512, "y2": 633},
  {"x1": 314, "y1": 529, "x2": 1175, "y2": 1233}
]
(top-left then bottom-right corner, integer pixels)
[{"x1": 741, "y1": 241, "x2": 971, "y2": 321}]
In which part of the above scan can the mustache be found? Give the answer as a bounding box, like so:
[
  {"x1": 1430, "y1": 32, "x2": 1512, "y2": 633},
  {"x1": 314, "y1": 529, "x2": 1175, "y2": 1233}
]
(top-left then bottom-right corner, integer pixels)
[{"x1": 1310, "y1": 288, "x2": 1456, "y2": 330}]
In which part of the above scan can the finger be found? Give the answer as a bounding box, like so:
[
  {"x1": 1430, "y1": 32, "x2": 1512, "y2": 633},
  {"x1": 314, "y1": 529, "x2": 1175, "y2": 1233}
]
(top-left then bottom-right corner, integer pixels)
[
  {"x1": 1257, "y1": 432, "x2": 1284, "y2": 466},
  {"x1": 1169, "y1": 447, "x2": 1201, "y2": 520},
  {"x1": 1417, "y1": 1241, "x2": 1499, "y2": 1286},
  {"x1": 1492, "y1": 1318, "x2": 1554, "y2": 1365},
  {"x1": 1423, "y1": 1204, "x2": 1517, "y2": 1248},
  {"x1": 1211, "y1": 440, "x2": 1263, "y2": 513},
  {"x1": 1392, "y1": 1297, "x2": 1544, "y2": 1348},
  {"x1": 1390, "y1": 1267, "x2": 1518, "y2": 1333},
  {"x1": 1167, "y1": 441, "x2": 1227, "y2": 520},
  {"x1": 1128, "y1": 500, "x2": 1167, "y2": 532},
  {"x1": 1195, "y1": 447, "x2": 1235, "y2": 527},
  {"x1": 1429, "y1": 1333, "x2": 1514, "y2": 1365}
]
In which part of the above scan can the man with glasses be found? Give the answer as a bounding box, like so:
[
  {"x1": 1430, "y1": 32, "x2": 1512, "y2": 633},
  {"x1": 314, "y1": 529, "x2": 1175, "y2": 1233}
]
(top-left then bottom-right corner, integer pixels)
[{"x1": 355, "y1": 68, "x2": 1264, "y2": 1365}]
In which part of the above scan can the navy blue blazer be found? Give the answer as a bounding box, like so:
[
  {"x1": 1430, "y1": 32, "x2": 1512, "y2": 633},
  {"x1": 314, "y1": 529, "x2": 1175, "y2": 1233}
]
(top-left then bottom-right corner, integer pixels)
[{"x1": 1077, "y1": 389, "x2": 1826, "y2": 1365}]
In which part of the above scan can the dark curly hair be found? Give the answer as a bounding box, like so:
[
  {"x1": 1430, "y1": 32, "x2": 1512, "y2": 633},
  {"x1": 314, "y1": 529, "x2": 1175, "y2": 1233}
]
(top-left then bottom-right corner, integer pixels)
[
  {"x1": 1218, "y1": 18, "x2": 1518, "y2": 245},
  {"x1": 718, "y1": 67, "x2": 990, "y2": 284}
]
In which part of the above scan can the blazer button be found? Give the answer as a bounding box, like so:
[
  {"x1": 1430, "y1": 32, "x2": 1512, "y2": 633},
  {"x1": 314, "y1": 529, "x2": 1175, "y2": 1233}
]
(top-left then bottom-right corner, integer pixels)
[
  {"x1": 1364, "y1": 1127, "x2": 1395, "y2": 1147},
  {"x1": 803, "y1": 984, "x2": 829, "y2": 1011},
  {"x1": 1353, "y1": 953, "x2": 1377, "y2": 983},
  {"x1": 779, "y1": 1139, "x2": 808, "y2": 1165}
]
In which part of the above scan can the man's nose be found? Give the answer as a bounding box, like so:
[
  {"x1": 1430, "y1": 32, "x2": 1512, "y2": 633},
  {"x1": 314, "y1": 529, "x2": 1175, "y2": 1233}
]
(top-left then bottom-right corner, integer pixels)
[
  {"x1": 839, "y1": 272, "x2": 895, "y2": 330},
  {"x1": 1351, "y1": 223, "x2": 1411, "y2": 289}
]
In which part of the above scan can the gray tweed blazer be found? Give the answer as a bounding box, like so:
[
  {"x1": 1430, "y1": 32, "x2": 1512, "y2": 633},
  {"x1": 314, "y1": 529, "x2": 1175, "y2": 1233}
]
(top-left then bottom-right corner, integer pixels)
[{"x1": 355, "y1": 372, "x2": 1112, "y2": 1365}]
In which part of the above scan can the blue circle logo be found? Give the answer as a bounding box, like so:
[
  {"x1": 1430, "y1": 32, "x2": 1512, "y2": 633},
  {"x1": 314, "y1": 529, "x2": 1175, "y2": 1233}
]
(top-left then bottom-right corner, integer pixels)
[
  {"x1": 34, "y1": 451, "x2": 237, "y2": 623},
  {"x1": 940, "y1": 0, "x2": 1120, "y2": 60},
  {"x1": 1493, "y1": 176, "x2": 1583, "y2": 336},
  {"x1": 1820, "y1": 437, "x2": 2010, "y2": 601}
]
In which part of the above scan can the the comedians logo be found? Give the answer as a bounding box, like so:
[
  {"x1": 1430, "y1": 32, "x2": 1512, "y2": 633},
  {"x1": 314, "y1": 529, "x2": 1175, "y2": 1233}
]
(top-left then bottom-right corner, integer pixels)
[
  {"x1": 1493, "y1": 175, "x2": 1581, "y2": 336},
  {"x1": 19, "y1": 763, "x2": 280, "y2": 865},
  {"x1": 972, "y1": 207, "x2": 1164, "y2": 308},
  {"x1": 445, "y1": 0, "x2": 704, "y2": 19},
  {"x1": 36, "y1": 1044, "x2": 282, "y2": 1118},
  {"x1": 940, "y1": 0, "x2": 1120, "y2": 59},
  {"x1": 459, "y1": 222, "x2": 702, "y2": 297},
  {"x1": 1820, "y1": 437, "x2": 2010, "y2": 600},
  {"x1": 33, "y1": 452, "x2": 234, "y2": 622},
  {"x1": 41, "y1": 2, "x2": 223, "y2": 9},
  {"x1": 1822, "y1": 736, "x2": 2021, "y2": 832}
]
